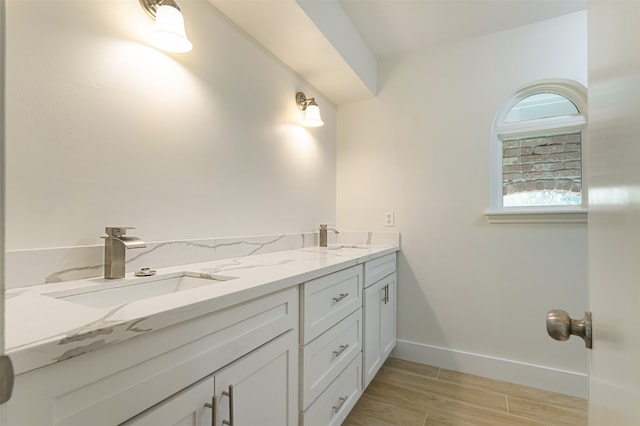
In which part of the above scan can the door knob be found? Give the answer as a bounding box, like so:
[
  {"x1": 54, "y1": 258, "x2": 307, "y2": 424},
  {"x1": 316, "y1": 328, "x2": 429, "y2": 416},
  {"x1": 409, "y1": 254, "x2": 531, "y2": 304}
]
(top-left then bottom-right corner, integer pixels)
[{"x1": 546, "y1": 309, "x2": 592, "y2": 349}]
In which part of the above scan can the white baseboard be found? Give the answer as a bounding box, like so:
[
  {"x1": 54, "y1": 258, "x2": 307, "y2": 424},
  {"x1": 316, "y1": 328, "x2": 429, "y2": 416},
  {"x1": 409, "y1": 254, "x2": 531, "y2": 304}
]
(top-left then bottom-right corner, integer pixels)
[{"x1": 391, "y1": 339, "x2": 587, "y2": 399}]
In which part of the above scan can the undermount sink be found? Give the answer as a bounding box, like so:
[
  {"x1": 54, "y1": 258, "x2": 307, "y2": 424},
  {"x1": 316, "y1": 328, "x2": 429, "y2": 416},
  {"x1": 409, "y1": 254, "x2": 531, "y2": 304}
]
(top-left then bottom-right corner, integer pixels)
[{"x1": 45, "y1": 272, "x2": 237, "y2": 308}]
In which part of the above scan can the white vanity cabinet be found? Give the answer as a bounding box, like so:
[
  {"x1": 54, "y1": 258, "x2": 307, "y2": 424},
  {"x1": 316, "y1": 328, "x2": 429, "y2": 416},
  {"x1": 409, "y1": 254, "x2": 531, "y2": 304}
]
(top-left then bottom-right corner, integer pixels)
[
  {"x1": 363, "y1": 253, "x2": 397, "y2": 388},
  {"x1": 6, "y1": 246, "x2": 399, "y2": 426},
  {"x1": 7, "y1": 287, "x2": 298, "y2": 426},
  {"x1": 123, "y1": 330, "x2": 297, "y2": 426},
  {"x1": 299, "y1": 264, "x2": 363, "y2": 426}
]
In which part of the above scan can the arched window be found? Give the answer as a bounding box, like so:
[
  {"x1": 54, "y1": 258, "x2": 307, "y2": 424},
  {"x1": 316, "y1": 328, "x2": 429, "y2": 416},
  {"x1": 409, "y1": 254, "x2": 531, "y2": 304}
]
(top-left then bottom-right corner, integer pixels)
[{"x1": 489, "y1": 80, "x2": 587, "y2": 223}]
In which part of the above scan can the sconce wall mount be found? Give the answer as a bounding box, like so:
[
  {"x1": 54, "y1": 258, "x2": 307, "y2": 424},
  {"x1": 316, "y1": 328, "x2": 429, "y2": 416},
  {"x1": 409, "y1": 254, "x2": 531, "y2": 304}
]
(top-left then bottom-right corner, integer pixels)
[
  {"x1": 296, "y1": 91, "x2": 324, "y2": 127},
  {"x1": 140, "y1": 0, "x2": 178, "y2": 18}
]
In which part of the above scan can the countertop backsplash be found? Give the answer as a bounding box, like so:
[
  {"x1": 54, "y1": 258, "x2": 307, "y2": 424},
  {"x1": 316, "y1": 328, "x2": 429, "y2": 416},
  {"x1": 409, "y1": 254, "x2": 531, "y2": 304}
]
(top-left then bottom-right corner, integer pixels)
[{"x1": 5, "y1": 231, "x2": 400, "y2": 289}]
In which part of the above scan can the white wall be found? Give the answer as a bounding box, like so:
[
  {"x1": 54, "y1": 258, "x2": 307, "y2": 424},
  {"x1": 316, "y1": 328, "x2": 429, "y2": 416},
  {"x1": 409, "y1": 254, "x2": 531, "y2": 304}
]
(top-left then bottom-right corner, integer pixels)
[
  {"x1": 5, "y1": 0, "x2": 336, "y2": 250},
  {"x1": 337, "y1": 11, "x2": 589, "y2": 396}
]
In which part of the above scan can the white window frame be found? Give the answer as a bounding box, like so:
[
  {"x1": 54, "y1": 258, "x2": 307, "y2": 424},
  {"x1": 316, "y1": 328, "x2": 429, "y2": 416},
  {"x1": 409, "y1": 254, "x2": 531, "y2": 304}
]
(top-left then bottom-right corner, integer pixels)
[{"x1": 487, "y1": 80, "x2": 588, "y2": 224}]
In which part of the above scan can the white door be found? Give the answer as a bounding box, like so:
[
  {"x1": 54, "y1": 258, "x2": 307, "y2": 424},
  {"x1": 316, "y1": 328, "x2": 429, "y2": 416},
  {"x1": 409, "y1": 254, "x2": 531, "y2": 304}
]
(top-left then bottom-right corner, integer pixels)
[
  {"x1": 587, "y1": 1, "x2": 640, "y2": 424},
  {"x1": 0, "y1": 0, "x2": 9, "y2": 421}
]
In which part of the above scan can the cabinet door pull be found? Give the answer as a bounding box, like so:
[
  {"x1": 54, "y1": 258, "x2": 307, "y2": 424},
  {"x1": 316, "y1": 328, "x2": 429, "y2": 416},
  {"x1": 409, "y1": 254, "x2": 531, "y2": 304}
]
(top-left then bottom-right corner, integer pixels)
[
  {"x1": 332, "y1": 344, "x2": 349, "y2": 358},
  {"x1": 381, "y1": 284, "x2": 389, "y2": 304},
  {"x1": 222, "y1": 385, "x2": 234, "y2": 426},
  {"x1": 204, "y1": 395, "x2": 217, "y2": 426},
  {"x1": 332, "y1": 293, "x2": 349, "y2": 303},
  {"x1": 332, "y1": 395, "x2": 349, "y2": 413}
]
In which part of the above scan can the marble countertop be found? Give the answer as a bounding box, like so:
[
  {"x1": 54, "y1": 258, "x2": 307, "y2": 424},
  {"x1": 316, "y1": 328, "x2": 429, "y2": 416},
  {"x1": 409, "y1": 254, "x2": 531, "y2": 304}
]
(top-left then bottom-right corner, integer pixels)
[{"x1": 6, "y1": 244, "x2": 398, "y2": 375}]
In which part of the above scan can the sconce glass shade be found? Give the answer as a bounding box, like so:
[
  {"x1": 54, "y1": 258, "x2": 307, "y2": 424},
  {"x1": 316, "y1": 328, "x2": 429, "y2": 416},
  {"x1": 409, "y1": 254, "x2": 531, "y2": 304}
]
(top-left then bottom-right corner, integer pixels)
[
  {"x1": 303, "y1": 103, "x2": 324, "y2": 127},
  {"x1": 149, "y1": 4, "x2": 193, "y2": 53},
  {"x1": 296, "y1": 91, "x2": 324, "y2": 127}
]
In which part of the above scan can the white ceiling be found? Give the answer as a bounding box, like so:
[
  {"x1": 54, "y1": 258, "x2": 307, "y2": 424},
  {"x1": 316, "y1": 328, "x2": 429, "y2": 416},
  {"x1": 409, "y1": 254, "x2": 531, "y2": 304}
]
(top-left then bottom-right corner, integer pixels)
[
  {"x1": 338, "y1": 0, "x2": 587, "y2": 60},
  {"x1": 208, "y1": 0, "x2": 587, "y2": 105}
]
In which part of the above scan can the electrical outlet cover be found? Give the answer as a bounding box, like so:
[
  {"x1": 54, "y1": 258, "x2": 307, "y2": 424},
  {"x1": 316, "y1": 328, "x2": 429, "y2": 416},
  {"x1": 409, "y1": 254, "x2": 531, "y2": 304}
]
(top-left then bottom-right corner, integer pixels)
[{"x1": 384, "y1": 211, "x2": 395, "y2": 227}]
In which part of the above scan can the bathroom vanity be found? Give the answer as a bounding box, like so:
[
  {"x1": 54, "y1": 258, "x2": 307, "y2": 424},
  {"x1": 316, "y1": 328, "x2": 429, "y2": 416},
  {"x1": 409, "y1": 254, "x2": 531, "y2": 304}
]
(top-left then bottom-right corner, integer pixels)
[{"x1": 5, "y1": 244, "x2": 398, "y2": 425}]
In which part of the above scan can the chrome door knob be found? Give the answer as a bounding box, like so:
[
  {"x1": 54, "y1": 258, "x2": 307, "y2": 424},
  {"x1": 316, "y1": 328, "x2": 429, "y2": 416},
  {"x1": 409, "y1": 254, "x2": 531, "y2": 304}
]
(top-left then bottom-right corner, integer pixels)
[{"x1": 546, "y1": 309, "x2": 592, "y2": 349}]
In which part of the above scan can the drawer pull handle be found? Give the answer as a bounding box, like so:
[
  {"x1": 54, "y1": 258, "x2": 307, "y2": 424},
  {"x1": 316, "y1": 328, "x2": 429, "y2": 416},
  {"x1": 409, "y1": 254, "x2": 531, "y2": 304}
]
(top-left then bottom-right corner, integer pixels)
[
  {"x1": 332, "y1": 344, "x2": 349, "y2": 358},
  {"x1": 333, "y1": 293, "x2": 349, "y2": 303},
  {"x1": 332, "y1": 395, "x2": 349, "y2": 413},
  {"x1": 204, "y1": 395, "x2": 217, "y2": 426},
  {"x1": 222, "y1": 385, "x2": 234, "y2": 425}
]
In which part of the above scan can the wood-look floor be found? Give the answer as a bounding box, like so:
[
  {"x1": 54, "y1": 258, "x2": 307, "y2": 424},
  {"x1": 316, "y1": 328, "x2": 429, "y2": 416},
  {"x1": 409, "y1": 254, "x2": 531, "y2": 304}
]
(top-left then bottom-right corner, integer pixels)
[{"x1": 342, "y1": 358, "x2": 587, "y2": 426}]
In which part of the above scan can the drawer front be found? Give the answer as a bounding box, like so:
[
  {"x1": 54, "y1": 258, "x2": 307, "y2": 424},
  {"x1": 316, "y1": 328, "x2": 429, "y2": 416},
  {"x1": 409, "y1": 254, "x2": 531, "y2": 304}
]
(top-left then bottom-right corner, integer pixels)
[
  {"x1": 364, "y1": 253, "x2": 396, "y2": 288},
  {"x1": 301, "y1": 308, "x2": 362, "y2": 409},
  {"x1": 302, "y1": 265, "x2": 362, "y2": 343},
  {"x1": 301, "y1": 353, "x2": 362, "y2": 426}
]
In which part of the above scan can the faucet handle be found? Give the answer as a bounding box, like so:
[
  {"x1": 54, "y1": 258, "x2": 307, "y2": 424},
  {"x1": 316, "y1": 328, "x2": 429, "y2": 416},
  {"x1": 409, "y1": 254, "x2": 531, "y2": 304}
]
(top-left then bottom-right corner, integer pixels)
[
  {"x1": 104, "y1": 227, "x2": 135, "y2": 238},
  {"x1": 319, "y1": 224, "x2": 339, "y2": 234}
]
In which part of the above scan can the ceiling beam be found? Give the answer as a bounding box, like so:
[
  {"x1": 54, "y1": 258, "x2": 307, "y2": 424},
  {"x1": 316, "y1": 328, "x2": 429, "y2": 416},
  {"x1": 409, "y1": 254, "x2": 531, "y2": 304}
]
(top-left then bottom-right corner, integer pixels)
[{"x1": 208, "y1": 0, "x2": 377, "y2": 105}]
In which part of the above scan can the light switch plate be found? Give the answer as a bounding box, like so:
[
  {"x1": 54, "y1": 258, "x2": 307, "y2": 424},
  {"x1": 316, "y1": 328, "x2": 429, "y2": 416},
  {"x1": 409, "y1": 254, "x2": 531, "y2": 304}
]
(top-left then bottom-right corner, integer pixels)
[{"x1": 384, "y1": 211, "x2": 395, "y2": 227}]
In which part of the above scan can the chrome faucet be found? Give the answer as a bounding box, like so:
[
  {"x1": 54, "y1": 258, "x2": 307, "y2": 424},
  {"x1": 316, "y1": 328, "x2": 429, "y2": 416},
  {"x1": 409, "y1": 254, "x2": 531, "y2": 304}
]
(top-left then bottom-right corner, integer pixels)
[
  {"x1": 102, "y1": 227, "x2": 146, "y2": 279},
  {"x1": 319, "y1": 224, "x2": 339, "y2": 247}
]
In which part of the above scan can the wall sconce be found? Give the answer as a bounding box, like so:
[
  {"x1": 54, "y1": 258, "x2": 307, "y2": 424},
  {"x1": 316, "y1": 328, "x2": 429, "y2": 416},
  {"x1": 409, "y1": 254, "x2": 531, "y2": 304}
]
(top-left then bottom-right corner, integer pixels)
[
  {"x1": 296, "y1": 92, "x2": 324, "y2": 127},
  {"x1": 139, "y1": 0, "x2": 193, "y2": 53}
]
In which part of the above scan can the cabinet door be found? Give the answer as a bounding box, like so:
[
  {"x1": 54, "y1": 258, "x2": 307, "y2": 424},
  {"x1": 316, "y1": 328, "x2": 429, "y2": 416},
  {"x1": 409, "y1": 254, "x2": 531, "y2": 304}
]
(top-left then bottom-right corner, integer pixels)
[
  {"x1": 213, "y1": 330, "x2": 298, "y2": 426},
  {"x1": 380, "y1": 273, "x2": 397, "y2": 359},
  {"x1": 363, "y1": 273, "x2": 397, "y2": 388},
  {"x1": 121, "y1": 377, "x2": 214, "y2": 426},
  {"x1": 363, "y1": 280, "x2": 382, "y2": 388}
]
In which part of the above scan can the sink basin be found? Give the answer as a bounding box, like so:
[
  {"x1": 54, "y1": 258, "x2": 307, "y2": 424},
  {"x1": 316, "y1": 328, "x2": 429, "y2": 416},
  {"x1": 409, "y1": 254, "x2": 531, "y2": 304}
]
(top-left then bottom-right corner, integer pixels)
[{"x1": 45, "y1": 272, "x2": 237, "y2": 308}]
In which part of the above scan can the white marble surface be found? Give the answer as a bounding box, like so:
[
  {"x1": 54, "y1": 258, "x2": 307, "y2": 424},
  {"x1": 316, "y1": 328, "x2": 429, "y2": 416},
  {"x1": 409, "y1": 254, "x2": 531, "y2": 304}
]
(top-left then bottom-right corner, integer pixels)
[{"x1": 6, "y1": 241, "x2": 398, "y2": 375}]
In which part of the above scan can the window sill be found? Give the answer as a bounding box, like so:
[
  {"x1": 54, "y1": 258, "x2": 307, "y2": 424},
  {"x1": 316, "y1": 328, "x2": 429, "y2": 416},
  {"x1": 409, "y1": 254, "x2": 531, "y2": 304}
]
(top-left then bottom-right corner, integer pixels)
[{"x1": 485, "y1": 209, "x2": 588, "y2": 224}]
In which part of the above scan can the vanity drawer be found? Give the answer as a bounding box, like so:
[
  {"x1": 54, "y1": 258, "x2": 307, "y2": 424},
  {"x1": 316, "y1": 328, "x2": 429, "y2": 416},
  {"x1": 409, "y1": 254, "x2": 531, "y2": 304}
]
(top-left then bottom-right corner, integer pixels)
[
  {"x1": 364, "y1": 253, "x2": 396, "y2": 288},
  {"x1": 301, "y1": 265, "x2": 362, "y2": 344},
  {"x1": 301, "y1": 308, "x2": 362, "y2": 409},
  {"x1": 301, "y1": 353, "x2": 362, "y2": 426}
]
